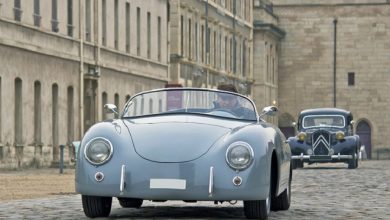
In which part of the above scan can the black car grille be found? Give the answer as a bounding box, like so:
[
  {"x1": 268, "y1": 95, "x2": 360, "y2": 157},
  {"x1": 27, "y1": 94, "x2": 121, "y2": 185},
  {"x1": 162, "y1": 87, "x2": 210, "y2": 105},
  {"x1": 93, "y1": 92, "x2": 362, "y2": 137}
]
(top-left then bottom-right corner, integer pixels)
[{"x1": 312, "y1": 130, "x2": 331, "y2": 155}]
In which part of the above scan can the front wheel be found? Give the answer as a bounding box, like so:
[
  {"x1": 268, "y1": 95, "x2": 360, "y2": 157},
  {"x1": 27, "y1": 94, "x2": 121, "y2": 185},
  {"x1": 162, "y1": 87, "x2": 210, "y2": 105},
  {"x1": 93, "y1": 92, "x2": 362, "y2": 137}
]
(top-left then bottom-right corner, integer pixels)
[
  {"x1": 291, "y1": 160, "x2": 304, "y2": 170},
  {"x1": 244, "y1": 196, "x2": 270, "y2": 220},
  {"x1": 82, "y1": 195, "x2": 112, "y2": 218},
  {"x1": 271, "y1": 167, "x2": 292, "y2": 211},
  {"x1": 348, "y1": 152, "x2": 358, "y2": 169}
]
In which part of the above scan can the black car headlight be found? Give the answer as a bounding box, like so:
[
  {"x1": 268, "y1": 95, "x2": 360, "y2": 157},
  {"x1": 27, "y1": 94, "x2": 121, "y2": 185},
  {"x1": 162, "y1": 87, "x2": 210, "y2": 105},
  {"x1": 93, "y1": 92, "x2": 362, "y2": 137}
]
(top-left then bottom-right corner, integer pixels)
[
  {"x1": 226, "y1": 142, "x2": 254, "y2": 171},
  {"x1": 84, "y1": 138, "x2": 113, "y2": 165}
]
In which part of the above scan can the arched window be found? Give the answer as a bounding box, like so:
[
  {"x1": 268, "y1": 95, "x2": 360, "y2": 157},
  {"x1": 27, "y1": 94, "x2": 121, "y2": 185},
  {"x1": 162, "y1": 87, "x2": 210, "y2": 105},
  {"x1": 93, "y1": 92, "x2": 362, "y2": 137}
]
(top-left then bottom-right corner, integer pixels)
[
  {"x1": 34, "y1": 81, "x2": 42, "y2": 147},
  {"x1": 102, "y1": 92, "x2": 108, "y2": 120},
  {"x1": 52, "y1": 84, "x2": 59, "y2": 161},
  {"x1": 67, "y1": 86, "x2": 74, "y2": 145},
  {"x1": 114, "y1": 93, "x2": 120, "y2": 112},
  {"x1": 15, "y1": 78, "x2": 23, "y2": 145}
]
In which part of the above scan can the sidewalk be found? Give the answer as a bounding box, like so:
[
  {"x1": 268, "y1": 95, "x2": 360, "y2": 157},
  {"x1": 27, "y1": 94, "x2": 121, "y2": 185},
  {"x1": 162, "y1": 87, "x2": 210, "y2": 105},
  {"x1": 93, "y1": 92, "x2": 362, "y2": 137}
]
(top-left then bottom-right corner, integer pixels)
[{"x1": 0, "y1": 168, "x2": 75, "y2": 202}]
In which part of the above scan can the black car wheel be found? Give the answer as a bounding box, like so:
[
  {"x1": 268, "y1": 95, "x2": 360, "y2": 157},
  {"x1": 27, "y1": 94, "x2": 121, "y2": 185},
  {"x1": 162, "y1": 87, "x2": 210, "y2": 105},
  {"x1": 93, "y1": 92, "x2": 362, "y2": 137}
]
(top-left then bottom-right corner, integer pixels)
[
  {"x1": 348, "y1": 152, "x2": 358, "y2": 169},
  {"x1": 244, "y1": 193, "x2": 270, "y2": 219},
  {"x1": 244, "y1": 166, "x2": 272, "y2": 220},
  {"x1": 271, "y1": 167, "x2": 292, "y2": 211},
  {"x1": 291, "y1": 160, "x2": 304, "y2": 170},
  {"x1": 82, "y1": 195, "x2": 112, "y2": 218},
  {"x1": 118, "y1": 198, "x2": 143, "y2": 208}
]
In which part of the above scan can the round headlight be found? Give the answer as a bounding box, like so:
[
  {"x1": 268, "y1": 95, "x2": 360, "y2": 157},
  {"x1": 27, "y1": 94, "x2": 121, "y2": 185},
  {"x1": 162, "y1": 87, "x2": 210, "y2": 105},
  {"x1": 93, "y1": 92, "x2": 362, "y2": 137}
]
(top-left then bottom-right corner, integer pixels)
[
  {"x1": 84, "y1": 138, "x2": 113, "y2": 165},
  {"x1": 297, "y1": 132, "x2": 307, "y2": 142},
  {"x1": 336, "y1": 131, "x2": 345, "y2": 140},
  {"x1": 226, "y1": 142, "x2": 254, "y2": 171}
]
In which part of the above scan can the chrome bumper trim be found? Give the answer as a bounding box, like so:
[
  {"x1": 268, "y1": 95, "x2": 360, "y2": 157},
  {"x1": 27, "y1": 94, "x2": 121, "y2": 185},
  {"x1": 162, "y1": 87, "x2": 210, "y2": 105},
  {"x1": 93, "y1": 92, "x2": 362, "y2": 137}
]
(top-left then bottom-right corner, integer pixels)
[
  {"x1": 292, "y1": 153, "x2": 353, "y2": 161},
  {"x1": 120, "y1": 165, "x2": 126, "y2": 194},
  {"x1": 209, "y1": 166, "x2": 214, "y2": 197}
]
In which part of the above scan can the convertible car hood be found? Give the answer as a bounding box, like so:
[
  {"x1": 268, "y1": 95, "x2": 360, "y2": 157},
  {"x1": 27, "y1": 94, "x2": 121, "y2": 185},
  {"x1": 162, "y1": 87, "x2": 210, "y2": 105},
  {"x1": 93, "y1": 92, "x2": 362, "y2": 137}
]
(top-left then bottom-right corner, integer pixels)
[{"x1": 123, "y1": 116, "x2": 241, "y2": 162}]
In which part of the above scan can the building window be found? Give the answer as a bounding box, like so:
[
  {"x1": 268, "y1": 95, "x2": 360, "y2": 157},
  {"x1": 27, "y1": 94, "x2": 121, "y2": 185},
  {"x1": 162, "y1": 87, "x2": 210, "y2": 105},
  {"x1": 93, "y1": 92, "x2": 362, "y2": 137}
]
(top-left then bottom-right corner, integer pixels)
[
  {"x1": 149, "y1": 99, "x2": 153, "y2": 114},
  {"x1": 137, "y1": 7, "x2": 141, "y2": 56},
  {"x1": 214, "y1": 31, "x2": 217, "y2": 68},
  {"x1": 102, "y1": 92, "x2": 107, "y2": 120},
  {"x1": 15, "y1": 78, "x2": 23, "y2": 145},
  {"x1": 243, "y1": 40, "x2": 246, "y2": 77},
  {"x1": 180, "y1": 16, "x2": 184, "y2": 56},
  {"x1": 51, "y1": 0, "x2": 59, "y2": 32},
  {"x1": 52, "y1": 84, "x2": 59, "y2": 161},
  {"x1": 126, "y1": 3, "x2": 130, "y2": 53},
  {"x1": 125, "y1": 95, "x2": 131, "y2": 103},
  {"x1": 348, "y1": 72, "x2": 355, "y2": 86},
  {"x1": 188, "y1": 18, "x2": 192, "y2": 59},
  {"x1": 67, "y1": 0, "x2": 73, "y2": 36},
  {"x1": 85, "y1": 0, "x2": 91, "y2": 42},
  {"x1": 114, "y1": 0, "x2": 119, "y2": 49},
  {"x1": 201, "y1": 25, "x2": 204, "y2": 63},
  {"x1": 67, "y1": 86, "x2": 74, "y2": 145},
  {"x1": 114, "y1": 93, "x2": 120, "y2": 113},
  {"x1": 33, "y1": 0, "x2": 41, "y2": 27},
  {"x1": 102, "y1": 0, "x2": 107, "y2": 45},
  {"x1": 147, "y1": 12, "x2": 151, "y2": 59},
  {"x1": 225, "y1": 36, "x2": 228, "y2": 71},
  {"x1": 157, "y1": 16, "x2": 161, "y2": 61},
  {"x1": 195, "y1": 22, "x2": 198, "y2": 61},
  {"x1": 14, "y1": 0, "x2": 22, "y2": 21},
  {"x1": 34, "y1": 81, "x2": 42, "y2": 145},
  {"x1": 219, "y1": 32, "x2": 222, "y2": 69}
]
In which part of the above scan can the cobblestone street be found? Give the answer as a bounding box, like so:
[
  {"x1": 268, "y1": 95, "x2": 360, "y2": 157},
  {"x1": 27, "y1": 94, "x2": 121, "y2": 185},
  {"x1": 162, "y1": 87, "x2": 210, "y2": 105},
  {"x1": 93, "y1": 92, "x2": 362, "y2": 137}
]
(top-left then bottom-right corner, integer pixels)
[{"x1": 1, "y1": 160, "x2": 389, "y2": 219}]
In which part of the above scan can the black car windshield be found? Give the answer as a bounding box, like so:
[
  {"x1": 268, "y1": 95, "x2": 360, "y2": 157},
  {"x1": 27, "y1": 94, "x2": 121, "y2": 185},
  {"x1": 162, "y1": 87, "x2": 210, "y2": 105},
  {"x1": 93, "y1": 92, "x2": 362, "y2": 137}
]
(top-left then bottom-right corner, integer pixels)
[
  {"x1": 302, "y1": 115, "x2": 345, "y2": 129},
  {"x1": 122, "y1": 89, "x2": 257, "y2": 121}
]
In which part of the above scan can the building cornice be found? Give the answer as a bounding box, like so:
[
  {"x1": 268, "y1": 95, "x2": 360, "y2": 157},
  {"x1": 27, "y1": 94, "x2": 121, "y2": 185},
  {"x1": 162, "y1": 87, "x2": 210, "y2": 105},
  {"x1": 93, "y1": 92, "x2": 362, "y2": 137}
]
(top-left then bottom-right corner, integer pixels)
[{"x1": 253, "y1": 21, "x2": 286, "y2": 39}]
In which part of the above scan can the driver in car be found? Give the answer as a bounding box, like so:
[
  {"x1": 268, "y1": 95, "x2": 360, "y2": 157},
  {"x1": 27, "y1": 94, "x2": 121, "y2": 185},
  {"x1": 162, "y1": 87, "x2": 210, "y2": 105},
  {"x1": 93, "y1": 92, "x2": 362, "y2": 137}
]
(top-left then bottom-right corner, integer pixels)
[{"x1": 214, "y1": 84, "x2": 255, "y2": 119}]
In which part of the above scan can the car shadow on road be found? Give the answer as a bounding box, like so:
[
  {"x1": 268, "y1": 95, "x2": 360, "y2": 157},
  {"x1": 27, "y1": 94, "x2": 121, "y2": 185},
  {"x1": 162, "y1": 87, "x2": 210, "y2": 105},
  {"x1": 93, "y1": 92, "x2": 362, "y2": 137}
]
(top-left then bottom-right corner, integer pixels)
[{"x1": 110, "y1": 206, "x2": 246, "y2": 219}]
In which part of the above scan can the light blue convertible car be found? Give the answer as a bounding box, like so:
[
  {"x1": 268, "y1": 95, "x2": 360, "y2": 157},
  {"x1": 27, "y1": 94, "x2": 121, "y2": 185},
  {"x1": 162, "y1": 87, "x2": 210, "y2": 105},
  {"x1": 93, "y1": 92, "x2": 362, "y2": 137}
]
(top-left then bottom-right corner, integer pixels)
[{"x1": 76, "y1": 88, "x2": 292, "y2": 219}]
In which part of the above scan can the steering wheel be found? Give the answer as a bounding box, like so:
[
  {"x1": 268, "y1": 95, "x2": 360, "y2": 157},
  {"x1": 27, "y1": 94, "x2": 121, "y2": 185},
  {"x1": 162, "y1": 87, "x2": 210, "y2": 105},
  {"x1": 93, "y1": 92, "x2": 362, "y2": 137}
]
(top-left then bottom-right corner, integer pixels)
[{"x1": 209, "y1": 108, "x2": 238, "y2": 117}]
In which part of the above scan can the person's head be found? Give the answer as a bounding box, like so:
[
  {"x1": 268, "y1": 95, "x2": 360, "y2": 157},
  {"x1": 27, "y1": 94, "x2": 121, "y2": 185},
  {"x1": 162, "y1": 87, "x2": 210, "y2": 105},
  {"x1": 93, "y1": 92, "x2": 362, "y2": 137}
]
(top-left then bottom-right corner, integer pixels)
[
  {"x1": 217, "y1": 84, "x2": 238, "y2": 93},
  {"x1": 216, "y1": 84, "x2": 239, "y2": 108}
]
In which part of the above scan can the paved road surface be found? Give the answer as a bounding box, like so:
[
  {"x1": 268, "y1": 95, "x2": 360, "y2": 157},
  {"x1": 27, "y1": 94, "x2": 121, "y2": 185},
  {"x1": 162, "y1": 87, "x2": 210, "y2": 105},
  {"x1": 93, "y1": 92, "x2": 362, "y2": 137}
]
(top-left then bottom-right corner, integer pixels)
[{"x1": 1, "y1": 160, "x2": 389, "y2": 219}]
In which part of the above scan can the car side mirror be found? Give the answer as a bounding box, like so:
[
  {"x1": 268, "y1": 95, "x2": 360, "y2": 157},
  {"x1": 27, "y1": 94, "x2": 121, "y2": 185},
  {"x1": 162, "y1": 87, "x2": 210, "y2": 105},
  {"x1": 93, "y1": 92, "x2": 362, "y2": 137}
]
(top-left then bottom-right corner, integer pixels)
[
  {"x1": 350, "y1": 120, "x2": 355, "y2": 125},
  {"x1": 259, "y1": 106, "x2": 278, "y2": 118},
  {"x1": 292, "y1": 122, "x2": 297, "y2": 127},
  {"x1": 104, "y1": 104, "x2": 119, "y2": 115}
]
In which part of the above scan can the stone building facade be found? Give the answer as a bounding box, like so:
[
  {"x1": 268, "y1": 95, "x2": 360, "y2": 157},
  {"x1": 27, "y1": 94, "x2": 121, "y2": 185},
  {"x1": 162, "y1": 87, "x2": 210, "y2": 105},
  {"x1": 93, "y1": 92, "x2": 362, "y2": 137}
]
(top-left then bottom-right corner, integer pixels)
[
  {"x1": 1, "y1": 0, "x2": 389, "y2": 168},
  {"x1": 272, "y1": 0, "x2": 390, "y2": 158},
  {"x1": 0, "y1": 0, "x2": 169, "y2": 169},
  {"x1": 169, "y1": 0, "x2": 254, "y2": 95}
]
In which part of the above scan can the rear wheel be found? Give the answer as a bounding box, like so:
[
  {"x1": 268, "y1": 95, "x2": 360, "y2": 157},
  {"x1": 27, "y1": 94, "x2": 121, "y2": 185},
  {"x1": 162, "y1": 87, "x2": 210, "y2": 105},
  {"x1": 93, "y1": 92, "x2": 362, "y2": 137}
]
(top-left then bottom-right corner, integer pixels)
[
  {"x1": 118, "y1": 198, "x2": 143, "y2": 208},
  {"x1": 82, "y1": 195, "x2": 112, "y2": 218}
]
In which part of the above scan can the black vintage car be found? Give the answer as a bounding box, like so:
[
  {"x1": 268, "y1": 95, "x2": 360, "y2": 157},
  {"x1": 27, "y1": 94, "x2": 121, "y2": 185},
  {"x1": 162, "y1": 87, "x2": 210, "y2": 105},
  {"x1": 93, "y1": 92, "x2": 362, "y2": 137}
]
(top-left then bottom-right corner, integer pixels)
[{"x1": 288, "y1": 108, "x2": 360, "y2": 169}]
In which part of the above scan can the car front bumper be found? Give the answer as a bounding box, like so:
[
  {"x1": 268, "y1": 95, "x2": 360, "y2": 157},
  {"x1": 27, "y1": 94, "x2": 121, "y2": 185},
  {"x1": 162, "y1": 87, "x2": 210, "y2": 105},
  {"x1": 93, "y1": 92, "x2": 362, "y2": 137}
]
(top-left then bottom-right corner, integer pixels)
[{"x1": 291, "y1": 153, "x2": 353, "y2": 162}]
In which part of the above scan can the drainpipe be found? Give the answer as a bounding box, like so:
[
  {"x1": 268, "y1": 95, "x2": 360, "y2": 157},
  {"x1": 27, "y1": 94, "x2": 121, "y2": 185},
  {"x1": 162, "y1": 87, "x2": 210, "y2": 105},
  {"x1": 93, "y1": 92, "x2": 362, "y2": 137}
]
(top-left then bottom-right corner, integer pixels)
[
  {"x1": 79, "y1": 0, "x2": 85, "y2": 137},
  {"x1": 333, "y1": 18, "x2": 337, "y2": 108}
]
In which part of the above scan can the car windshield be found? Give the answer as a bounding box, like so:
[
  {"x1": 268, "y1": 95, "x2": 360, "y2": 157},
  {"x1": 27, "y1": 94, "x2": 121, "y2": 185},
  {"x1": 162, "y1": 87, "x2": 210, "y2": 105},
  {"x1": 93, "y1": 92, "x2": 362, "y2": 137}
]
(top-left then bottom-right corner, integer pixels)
[
  {"x1": 302, "y1": 115, "x2": 345, "y2": 129},
  {"x1": 122, "y1": 89, "x2": 257, "y2": 121}
]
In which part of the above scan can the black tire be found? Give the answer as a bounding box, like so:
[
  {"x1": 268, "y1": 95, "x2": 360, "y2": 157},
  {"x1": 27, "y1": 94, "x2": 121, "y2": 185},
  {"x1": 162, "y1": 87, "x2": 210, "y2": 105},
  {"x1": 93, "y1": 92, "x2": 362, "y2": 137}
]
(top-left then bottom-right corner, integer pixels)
[
  {"x1": 244, "y1": 175, "x2": 271, "y2": 219},
  {"x1": 291, "y1": 160, "x2": 304, "y2": 170},
  {"x1": 244, "y1": 197, "x2": 270, "y2": 220},
  {"x1": 348, "y1": 152, "x2": 358, "y2": 169},
  {"x1": 82, "y1": 195, "x2": 112, "y2": 218},
  {"x1": 118, "y1": 198, "x2": 143, "y2": 208},
  {"x1": 271, "y1": 167, "x2": 292, "y2": 211}
]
